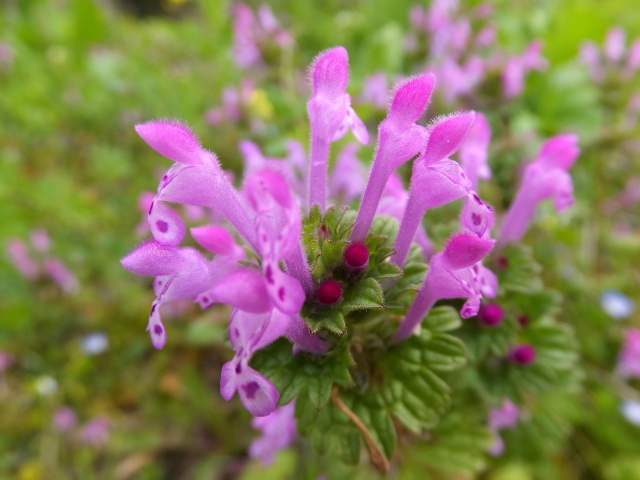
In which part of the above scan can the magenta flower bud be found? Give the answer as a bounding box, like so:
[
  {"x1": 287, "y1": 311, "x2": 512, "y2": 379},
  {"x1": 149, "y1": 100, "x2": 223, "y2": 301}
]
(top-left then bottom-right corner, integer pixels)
[
  {"x1": 316, "y1": 280, "x2": 343, "y2": 305},
  {"x1": 478, "y1": 303, "x2": 504, "y2": 327},
  {"x1": 507, "y1": 344, "x2": 536, "y2": 365},
  {"x1": 344, "y1": 242, "x2": 369, "y2": 272}
]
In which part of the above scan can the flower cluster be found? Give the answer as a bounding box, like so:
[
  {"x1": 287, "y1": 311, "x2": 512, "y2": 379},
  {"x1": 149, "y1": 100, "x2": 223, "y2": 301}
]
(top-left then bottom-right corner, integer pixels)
[
  {"x1": 121, "y1": 46, "x2": 580, "y2": 467},
  {"x1": 405, "y1": 0, "x2": 547, "y2": 103}
]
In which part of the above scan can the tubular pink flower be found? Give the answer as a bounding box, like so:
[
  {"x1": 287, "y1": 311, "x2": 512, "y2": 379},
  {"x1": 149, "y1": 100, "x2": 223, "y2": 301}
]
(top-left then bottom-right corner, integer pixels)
[
  {"x1": 244, "y1": 169, "x2": 314, "y2": 297},
  {"x1": 351, "y1": 74, "x2": 435, "y2": 242},
  {"x1": 307, "y1": 47, "x2": 368, "y2": 212},
  {"x1": 6, "y1": 239, "x2": 39, "y2": 280},
  {"x1": 44, "y1": 258, "x2": 80, "y2": 294},
  {"x1": 377, "y1": 173, "x2": 434, "y2": 260},
  {"x1": 394, "y1": 234, "x2": 495, "y2": 343},
  {"x1": 250, "y1": 401, "x2": 298, "y2": 465},
  {"x1": 502, "y1": 41, "x2": 547, "y2": 98},
  {"x1": 498, "y1": 135, "x2": 580, "y2": 248},
  {"x1": 617, "y1": 327, "x2": 640, "y2": 379},
  {"x1": 136, "y1": 120, "x2": 258, "y2": 250},
  {"x1": 221, "y1": 309, "x2": 325, "y2": 416},
  {"x1": 487, "y1": 398, "x2": 519, "y2": 456},
  {"x1": 391, "y1": 111, "x2": 494, "y2": 268},
  {"x1": 604, "y1": 27, "x2": 626, "y2": 63},
  {"x1": 459, "y1": 112, "x2": 491, "y2": 189}
]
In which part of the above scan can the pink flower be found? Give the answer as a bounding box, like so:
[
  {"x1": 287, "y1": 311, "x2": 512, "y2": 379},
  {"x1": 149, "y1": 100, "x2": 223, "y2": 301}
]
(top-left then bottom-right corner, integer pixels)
[
  {"x1": 394, "y1": 233, "x2": 495, "y2": 342},
  {"x1": 498, "y1": 135, "x2": 580, "y2": 247},
  {"x1": 249, "y1": 401, "x2": 298, "y2": 464},
  {"x1": 617, "y1": 328, "x2": 640, "y2": 379}
]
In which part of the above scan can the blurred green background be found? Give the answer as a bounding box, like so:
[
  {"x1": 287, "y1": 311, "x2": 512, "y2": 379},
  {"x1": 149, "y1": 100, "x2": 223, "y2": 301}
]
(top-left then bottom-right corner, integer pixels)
[{"x1": 1, "y1": 0, "x2": 639, "y2": 479}]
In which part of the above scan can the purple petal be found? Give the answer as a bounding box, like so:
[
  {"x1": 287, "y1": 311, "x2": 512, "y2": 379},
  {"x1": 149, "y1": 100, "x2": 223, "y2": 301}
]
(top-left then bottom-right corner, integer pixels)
[
  {"x1": 347, "y1": 106, "x2": 370, "y2": 144},
  {"x1": 461, "y1": 193, "x2": 494, "y2": 237},
  {"x1": 310, "y1": 47, "x2": 349, "y2": 99},
  {"x1": 209, "y1": 268, "x2": 272, "y2": 313},
  {"x1": 441, "y1": 234, "x2": 495, "y2": 270},
  {"x1": 263, "y1": 260, "x2": 306, "y2": 315},
  {"x1": 237, "y1": 367, "x2": 280, "y2": 417},
  {"x1": 423, "y1": 111, "x2": 476, "y2": 165},
  {"x1": 147, "y1": 305, "x2": 167, "y2": 349},
  {"x1": 191, "y1": 226, "x2": 237, "y2": 255},
  {"x1": 135, "y1": 120, "x2": 206, "y2": 165},
  {"x1": 220, "y1": 361, "x2": 238, "y2": 401},
  {"x1": 387, "y1": 74, "x2": 436, "y2": 127},
  {"x1": 148, "y1": 201, "x2": 185, "y2": 246},
  {"x1": 159, "y1": 248, "x2": 211, "y2": 302},
  {"x1": 121, "y1": 240, "x2": 186, "y2": 276},
  {"x1": 157, "y1": 165, "x2": 223, "y2": 207},
  {"x1": 537, "y1": 135, "x2": 580, "y2": 171}
]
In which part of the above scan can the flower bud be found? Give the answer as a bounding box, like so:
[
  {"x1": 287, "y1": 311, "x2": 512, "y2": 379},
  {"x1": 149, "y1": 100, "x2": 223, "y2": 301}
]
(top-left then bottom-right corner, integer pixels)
[
  {"x1": 478, "y1": 303, "x2": 504, "y2": 327},
  {"x1": 344, "y1": 242, "x2": 369, "y2": 272},
  {"x1": 316, "y1": 280, "x2": 343, "y2": 305},
  {"x1": 507, "y1": 344, "x2": 536, "y2": 365}
]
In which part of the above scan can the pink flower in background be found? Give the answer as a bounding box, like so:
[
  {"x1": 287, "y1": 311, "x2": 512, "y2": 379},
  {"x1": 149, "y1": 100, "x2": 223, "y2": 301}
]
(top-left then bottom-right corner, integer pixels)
[
  {"x1": 249, "y1": 401, "x2": 298, "y2": 464},
  {"x1": 0, "y1": 352, "x2": 14, "y2": 372},
  {"x1": 498, "y1": 135, "x2": 580, "y2": 247},
  {"x1": 6, "y1": 239, "x2": 39, "y2": 279},
  {"x1": 502, "y1": 41, "x2": 548, "y2": 99},
  {"x1": 53, "y1": 406, "x2": 77, "y2": 432},
  {"x1": 6, "y1": 230, "x2": 79, "y2": 294},
  {"x1": 617, "y1": 328, "x2": 640, "y2": 379},
  {"x1": 360, "y1": 72, "x2": 389, "y2": 109},
  {"x1": 487, "y1": 398, "x2": 519, "y2": 456},
  {"x1": 80, "y1": 417, "x2": 110, "y2": 447}
]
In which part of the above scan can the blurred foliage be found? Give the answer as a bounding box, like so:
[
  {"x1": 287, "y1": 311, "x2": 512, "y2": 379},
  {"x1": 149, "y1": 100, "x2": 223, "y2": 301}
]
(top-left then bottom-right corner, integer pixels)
[{"x1": 0, "y1": 0, "x2": 639, "y2": 479}]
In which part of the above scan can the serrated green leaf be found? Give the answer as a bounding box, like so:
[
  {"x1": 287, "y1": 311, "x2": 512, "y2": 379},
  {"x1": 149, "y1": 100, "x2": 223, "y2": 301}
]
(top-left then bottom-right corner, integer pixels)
[
  {"x1": 369, "y1": 214, "x2": 399, "y2": 244},
  {"x1": 308, "y1": 374, "x2": 333, "y2": 410},
  {"x1": 423, "y1": 306, "x2": 462, "y2": 333},
  {"x1": 496, "y1": 244, "x2": 543, "y2": 293},
  {"x1": 369, "y1": 407, "x2": 397, "y2": 459},
  {"x1": 367, "y1": 260, "x2": 402, "y2": 281},
  {"x1": 341, "y1": 277, "x2": 384, "y2": 313},
  {"x1": 423, "y1": 334, "x2": 467, "y2": 371}
]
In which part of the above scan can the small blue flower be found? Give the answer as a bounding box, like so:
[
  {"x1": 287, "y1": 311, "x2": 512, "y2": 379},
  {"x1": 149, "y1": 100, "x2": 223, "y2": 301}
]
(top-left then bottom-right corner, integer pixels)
[{"x1": 600, "y1": 290, "x2": 635, "y2": 320}]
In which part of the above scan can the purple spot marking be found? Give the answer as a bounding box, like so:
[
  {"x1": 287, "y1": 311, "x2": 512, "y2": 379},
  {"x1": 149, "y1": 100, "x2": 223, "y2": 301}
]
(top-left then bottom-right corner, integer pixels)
[
  {"x1": 242, "y1": 381, "x2": 260, "y2": 399},
  {"x1": 156, "y1": 220, "x2": 169, "y2": 233},
  {"x1": 149, "y1": 202, "x2": 154, "y2": 215},
  {"x1": 201, "y1": 296, "x2": 208, "y2": 302},
  {"x1": 460, "y1": 171, "x2": 466, "y2": 178},
  {"x1": 265, "y1": 265, "x2": 274, "y2": 284},
  {"x1": 472, "y1": 213, "x2": 482, "y2": 226},
  {"x1": 234, "y1": 328, "x2": 240, "y2": 338},
  {"x1": 154, "y1": 324, "x2": 163, "y2": 335},
  {"x1": 472, "y1": 194, "x2": 483, "y2": 205},
  {"x1": 278, "y1": 287, "x2": 285, "y2": 301},
  {"x1": 162, "y1": 175, "x2": 168, "y2": 181},
  {"x1": 235, "y1": 363, "x2": 242, "y2": 374},
  {"x1": 150, "y1": 304, "x2": 156, "y2": 314}
]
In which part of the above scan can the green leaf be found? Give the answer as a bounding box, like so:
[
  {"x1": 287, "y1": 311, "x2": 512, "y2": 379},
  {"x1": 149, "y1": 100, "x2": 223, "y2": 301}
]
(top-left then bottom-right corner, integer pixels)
[
  {"x1": 496, "y1": 244, "x2": 543, "y2": 293},
  {"x1": 368, "y1": 260, "x2": 402, "y2": 280},
  {"x1": 341, "y1": 277, "x2": 385, "y2": 313},
  {"x1": 308, "y1": 374, "x2": 333, "y2": 410},
  {"x1": 422, "y1": 334, "x2": 467, "y2": 372},
  {"x1": 423, "y1": 306, "x2": 462, "y2": 333}
]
